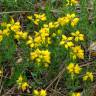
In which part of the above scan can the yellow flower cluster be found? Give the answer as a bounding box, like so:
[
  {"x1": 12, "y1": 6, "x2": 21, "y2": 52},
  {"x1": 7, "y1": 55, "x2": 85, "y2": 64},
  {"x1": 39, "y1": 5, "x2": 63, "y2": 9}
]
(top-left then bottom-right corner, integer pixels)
[
  {"x1": 34, "y1": 27, "x2": 51, "y2": 47},
  {"x1": 0, "y1": 18, "x2": 21, "y2": 42},
  {"x1": 0, "y1": 30, "x2": 9, "y2": 42},
  {"x1": 59, "y1": 14, "x2": 84, "y2": 61},
  {"x1": 71, "y1": 31, "x2": 84, "y2": 42},
  {"x1": 26, "y1": 27, "x2": 51, "y2": 48},
  {"x1": 71, "y1": 17, "x2": 79, "y2": 27},
  {"x1": 17, "y1": 75, "x2": 29, "y2": 91},
  {"x1": 27, "y1": 14, "x2": 79, "y2": 48},
  {"x1": 33, "y1": 89, "x2": 47, "y2": 96},
  {"x1": 10, "y1": 21, "x2": 21, "y2": 32},
  {"x1": 83, "y1": 72, "x2": 93, "y2": 81},
  {"x1": 42, "y1": 14, "x2": 78, "y2": 30},
  {"x1": 14, "y1": 31, "x2": 28, "y2": 40},
  {"x1": 0, "y1": 33, "x2": 3, "y2": 42},
  {"x1": 60, "y1": 31, "x2": 84, "y2": 60},
  {"x1": 71, "y1": 46, "x2": 84, "y2": 59},
  {"x1": 0, "y1": 6, "x2": 93, "y2": 95},
  {"x1": 1, "y1": 18, "x2": 21, "y2": 32},
  {"x1": 34, "y1": 13, "x2": 46, "y2": 25},
  {"x1": 0, "y1": 17, "x2": 51, "y2": 68},
  {"x1": 27, "y1": 15, "x2": 33, "y2": 20},
  {"x1": 43, "y1": 21, "x2": 59, "y2": 29},
  {"x1": 27, "y1": 13, "x2": 80, "y2": 49},
  {"x1": 27, "y1": 13, "x2": 46, "y2": 25},
  {"x1": 9, "y1": 18, "x2": 29, "y2": 40},
  {"x1": 66, "y1": 0, "x2": 78, "y2": 6},
  {"x1": 60, "y1": 35, "x2": 74, "y2": 49},
  {"x1": 30, "y1": 49, "x2": 51, "y2": 67},
  {"x1": 0, "y1": 16, "x2": 50, "y2": 48},
  {"x1": 72, "y1": 92, "x2": 81, "y2": 96},
  {"x1": 57, "y1": 13, "x2": 79, "y2": 27},
  {"x1": 26, "y1": 36, "x2": 34, "y2": 48},
  {"x1": 67, "y1": 63, "x2": 81, "y2": 75}
]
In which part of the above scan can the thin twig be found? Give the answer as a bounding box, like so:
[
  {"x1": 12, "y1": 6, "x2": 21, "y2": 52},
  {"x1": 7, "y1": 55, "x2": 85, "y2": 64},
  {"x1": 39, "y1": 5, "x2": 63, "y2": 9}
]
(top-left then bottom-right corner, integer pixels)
[
  {"x1": 46, "y1": 67, "x2": 65, "y2": 90},
  {"x1": 2, "y1": 85, "x2": 16, "y2": 96},
  {"x1": 0, "y1": 11, "x2": 32, "y2": 15}
]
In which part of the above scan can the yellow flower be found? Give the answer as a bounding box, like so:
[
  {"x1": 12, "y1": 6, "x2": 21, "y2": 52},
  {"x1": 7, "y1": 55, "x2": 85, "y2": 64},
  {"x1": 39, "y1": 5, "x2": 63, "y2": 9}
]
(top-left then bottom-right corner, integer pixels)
[
  {"x1": 40, "y1": 89, "x2": 47, "y2": 96},
  {"x1": 74, "y1": 64, "x2": 81, "y2": 74},
  {"x1": 72, "y1": 92, "x2": 81, "y2": 96},
  {"x1": 47, "y1": 21, "x2": 59, "y2": 29},
  {"x1": 0, "y1": 30, "x2": 3, "y2": 42},
  {"x1": 60, "y1": 35, "x2": 74, "y2": 49},
  {"x1": 48, "y1": 22, "x2": 55, "y2": 28},
  {"x1": 11, "y1": 21, "x2": 21, "y2": 32},
  {"x1": 3, "y1": 28, "x2": 10, "y2": 36},
  {"x1": 34, "y1": 13, "x2": 39, "y2": 18},
  {"x1": 83, "y1": 72, "x2": 93, "y2": 81},
  {"x1": 14, "y1": 34, "x2": 20, "y2": 40},
  {"x1": 43, "y1": 24, "x2": 49, "y2": 28},
  {"x1": 71, "y1": 13, "x2": 76, "y2": 18},
  {"x1": 26, "y1": 36, "x2": 33, "y2": 45},
  {"x1": 33, "y1": 89, "x2": 47, "y2": 96},
  {"x1": 14, "y1": 31, "x2": 22, "y2": 40},
  {"x1": 1, "y1": 22, "x2": 7, "y2": 27},
  {"x1": 26, "y1": 36, "x2": 34, "y2": 48},
  {"x1": 67, "y1": 63, "x2": 81, "y2": 75},
  {"x1": 47, "y1": 37, "x2": 51, "y2": 44},
  {"x1": 17, "y1": 75, "x2": 23, "y2": 85},
  {"x1": 58, "y1": 13, "x2": 78, "y2": 27},
  {"x1": 34, "y1": 36, "x2": 42, "y2": 44},
  {"x1": 34, "y1": 13, "x2": 46, "y2": 21},
  {"x1": 27, "y1": 15, "x2": 33, "y2": 20},
  {"x1": 71, "y1": 18, "x2": 79, "y2": 27},
  {"x1": 34, "y1": 19, "x2": 40, "y2": 25},
  {"x1": 58, "y1": 16, "x2": 70, "y2": 26},
  {"x1": 40, "y1": 14, "x2": 46, "y2": 21},
  {"x1": 21, "y1": 32, "x2": 28, "y2": 40},
  {"x1": 33, "y1": 27, "x2": 50, "y2": 47},
  {"x1": 14, "y1": 31, "x2": 28, "y2": 40},
  {"x1": 10, "y1": 17, "x2": 15, "y2": 24},
  {"x1": 7, "y1": 24, "x2": 11, "y2": 28},
  {"x1": 54, "y1": 22, "x2": 59, "y2": 28},
  {"x1": 66, "y1": 0, "x2": 78, "y2": 6},
  {"x1": 33, "y1": 13, "x2": 46, "y2": 25},
  {"x1": 30, "y1": 49, "x2": 51, "y2": 66},
  {"x1": 72, "y1": 46, "x2": 84, "y2": 59},
  {"x1": 17, "y1": 75, "x2": 29, "y2": 91},
  {"x1": 71, "y1": 0, "x2": 78, "y2": 5},
  {"x1": 41, "y1": 50, "x2": 51, "y2": 64},
  {"x1": 39, "y1": 28, "x2": 49, "y2": 36},
  {"x1": 21, "y1": 82, "x2": 29, "y2": 91},
  {"x1": 0, "y1": 35, "x2": 3, "y2": 42},
  {"x1": 71, "y1": 31, "x2": 84, "y2": 42},
  {"x1": 67, "y1": 63, "x2": 74, "y2": 74},
  {"x1": 30, "y1": 49, "x2": 40, "y2": 60},
  {"x1": 33, "y1": 90, "x2": 39, "y2": 96}
]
